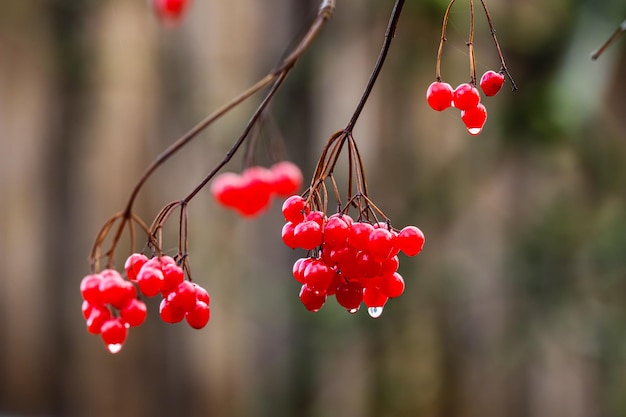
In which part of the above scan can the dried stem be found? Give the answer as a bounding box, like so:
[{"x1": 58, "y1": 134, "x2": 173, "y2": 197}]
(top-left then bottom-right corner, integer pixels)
[
  {"x1": 478, "y1": 0, "x2": 518, "y2": 90},
  {"x1": 591, "y1": 19, "x2": 626, "y2": 61},
  {"x1": 345, "y1": 0, "x2": 405, "y2": 133},
  {"x1": 468, "y1": 0, "x2": 476, "y2": 84},
  {"x1": 436, "y1": 0, "x2": 456, "y2": 81}
]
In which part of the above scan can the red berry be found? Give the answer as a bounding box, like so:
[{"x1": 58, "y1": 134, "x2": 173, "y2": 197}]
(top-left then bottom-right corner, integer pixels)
[
  {"x1": 211, "y1": 172, "x2": 244, "y2": 208},
  {"x1": 235, "y1": 167, "x2": 273, "y2": 217},
  {"x1": 82, "y1": 300, "x2": 93, "y2": 320},
  {"x1": 160, "y1": 262, "x2": 185, "y2": 296},
  {"x1": 167, "y1": 281, "x2": 197, "y2": 312},
  {"x1": 380, "y1": 255, "x2": 400, "y2": 276},
  {"x1": 100, "y1": 275, "x2": 136, "y2": 309},
  {"x1": 293, "y1": 220, "x2": 323, "y2": 250},
  {"x1": 80, "y1": 274, "x2": 103, "y2": 304},
  {"x1": 335, "y1": 281, "x2": 364, "y2": 312},
  {"x1": 303, "y1": 259, "x2": 336, "y2": 292},
  {"x1": 479, "y1": 70, "x2": 505, "y2": 96},
  {"x1": 348, "y1": 222, "x2": 375, "y2": 250},
  {"x1": 367, "y1": 228, "x2": 396, "y2": 261},
  {"x1": 380, "y1": 272, "x2": 405, "y2": 298},
  {"x1": 120, "y1": 299, "x2": 148, "y2": 327},
  {"x1": 305, "y1": 210, "x2": 325, "y2": 227},
  {"x1": 461, "y1": 103, "x2": 488, "y2": 136},
  {"x1": 270, "y1": 161, "x2": 303, "y2": 197},
  {"x1": 453, "y1": 83, "x2": 481, "y2": 110},
  {"x1": 299, "y1": 284, "x2": 327, "y2": 312},
  {"x1": 136, "y1": 266, "x2": 164, "y2": 297},
  {"x1": 185, "y1": 301, "x2": 210, "y2": 329},
  {"x1": 397, "y1": 225, "x2": 425, "y2": 256},
  {"x1": 363, "y1": 286, "x2": 389, "y2": 308},
  {"x1": 86, "y1": 305, "x2": 111, "y2": 334},
  {"x1": 426, "y1": 81, "x2": 454, "y2": 111},
  {"x1": 124, "y1": 253, "x2": 148, "y2": 281},
  {"x1": 355, "y1": 251, "x2": 383, "y2": 278},
  {"x1": 281, "y1": 195, "x2": 308, "y2": 223},
  {"x1": 292, "y1": 258, "x2": 308, "y2": 284},
  {"x1": 159, "y1": 299, "x2": 185, "y2": 324},
  {"x1": 323, "y1": 215, "x2": 351, "y2": 247},
  {"x1": 152, "y1": 0, "x2": 190, "y2": 25},
  {"x1": 100, "y1": 318, "x2": 128, "y2": 348},
  {"x1": 281, "y1": 222, "x2": 298, "y2": 249}
]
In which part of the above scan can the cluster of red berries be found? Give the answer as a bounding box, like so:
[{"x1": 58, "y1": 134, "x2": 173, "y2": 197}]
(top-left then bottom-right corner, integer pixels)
[
  {"x1": 426, "y1": 70, "x2": 505, "y2": 135},
  {"x1": 80, "y1": 254, "x2": 210, "y2": 353},
  {"x1": 211, "y1": 161, "x2": 303, "y2": 217},
  {"x1": 151, "y1": 0, "x2": 190, "y2": 25},
  {"x1": 280, "y1": 195, "x2": 425, "y2": 317}
]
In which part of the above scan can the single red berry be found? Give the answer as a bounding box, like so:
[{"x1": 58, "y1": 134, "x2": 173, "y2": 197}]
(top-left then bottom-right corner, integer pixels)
[
  {"x1": 152, "y1": 0, "x2": 190, "y2": 25},
  {"x1": 159, "y1": 299, "x2": 185, "y2": 324},
  {"x1": 281, "y1": 222, "x2": 298, "y2": 249},
  {"x1": 136, "y1": 266, "x2": 165, "y2": 297},
  {"x1": 426, "y1": 81, "x2": 454, "y2": 111},
  {"x1": 293, "y1": 220, "x2": 323, "y2": 250},
  {"x1": 380, "y1": 272, "x2": 405, "y2": 298},
  {"x1": 335, "y1": 281, "x2": 364, "y2": 312},
  {"x1": 211, "y1": 172, "x2": 244, "y2": 209},
  {"x1": 303, "y1": 259, "x2": 336, "y2": 292},
  {"x1": 80, "y1": 274, "x2": 103, "y2": 304},
  {"x1": 305, "y1": 211, "x2": 325, "y2": 227},
  {"x1": 348, "y1": 222, "x2": 375, "y2": 250},
  {"x1": 299, "y1": 284, "x2": 327, "y2": 312},
  {"x1": 380, "y1": 255, "x2": 400, "y2": 276},
  {"x1": 479, "y1": 70, "x2": 505, "y2": 96},
  {"x1": 453, "y1": 83, "x2": 481, "y2": 110},
  {"x1": 99, "y1": 270, "x2": 135, "y2": 308},
  {"x1": 363, "y1": 286, "x2": 389, "y2": 308},
  {"x1": 323, "y1": 215, "x2": 351, "y2": 247},
  {"x1": 185, "y1": 301, "x2": 210, "y2": 329},
  {"x1": 269, "y1": 161, "x2": 303, "y2": 197},
  {"x1": 355, "y1": 251, "x2": 383, "y2": 278},
  {"x1": 124, "y1": 253, "x2": 148, "y2": 281},
  {"x1": 281, "y1": 195, "x2": 309, "y2": 223},
  {"x1": 235, "y1": 166, "x2": 273, "y2": 217},
  {"x1": 461, "y1": 103, "x2": 488, "y2": 136},
  {"x1": 167, "y1": 281, "x2": 198, "y2": 312},
  {"x1": 292, "y1": 258, "x2": 308, "y2": 284},
  {"x1": 120, "y1": 299, "x2": 148, "y2": 327},
  {"x1": 397, "y1": 225, "x2": 425, "y2": 256},
  {"x1": 367, "y1": 228, "x2": 396, "y2": 261},
  {"x1": 86, "y1": 305, "x2": 111, "y2": 334},
  {"x1": 100, "y1": 318, "x2": 128, "y2": 347}
]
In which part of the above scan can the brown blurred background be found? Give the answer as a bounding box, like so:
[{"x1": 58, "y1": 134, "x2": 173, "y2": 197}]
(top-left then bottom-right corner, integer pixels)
[{"x1": 1, "y1": 0, "x2": 626, "y2": 416}]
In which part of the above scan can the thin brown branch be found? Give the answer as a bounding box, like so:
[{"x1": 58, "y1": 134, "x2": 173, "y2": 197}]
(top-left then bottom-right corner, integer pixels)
[
  {"x1": 591, "y1": 19, "x2": 626, "y2": 60},
  {"x1": 478, "y1": 0, "x2": 518, "y2": 90},
  {"x1": 436, "y1": 0, "x2": 456, "y2": 81}
]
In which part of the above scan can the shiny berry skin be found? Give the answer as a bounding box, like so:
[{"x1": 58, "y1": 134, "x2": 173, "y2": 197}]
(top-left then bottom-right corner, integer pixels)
[
  {"x1": 335, "y1": 281, "x2": 364, "y2": 312},
  {"x1": 80, "y1": 274, "x2": 103, "y2": 304},
  {"x1": 368, "y1": 228, "x2": 396, "y2": 261},
  {"x1": 299, "y1": 284, "x2": 327, "y2": 312},
  {"x1": 303, "y1": 259, "x2": 336, "y2": 292},
  {"x1": 100, "y1": 318, "x2": 128, "y2": 346},
  {"x1": 426, "y1": 81, "x2": 454, "y2": 111},
  {"x1": 396, "y1": 225, "x2": 425, "y2": 256},
  {"x1": 461, "y1": 103, "x2": 488, "y2": 136},
  {"x1": 293, "y1": 220, "x2": 323, "y2": 250},
  {"x1": 185, "y1": 301, "x2": 210, "y2": 329},
  {"x1": 167, "y1": 281, "x2": 197, "y2": 311},
  {"x1": 281, "y1": 222, "x2": 298, "y2": 249},
  {"x1": 159, "y1": 299, "x2": 185, "y2": 324},
  {"x1": 479, "y1": 70, "x2": 505, "y2": 96},
  {"x1": 348, "y1": 222, "x2": 375, "y2": 249},
  {"x1": 86, "y1": 305, "x2": 111, "y2": 334},
  {"x1": 453, "y1": 83, "x2": 481, "y2": 110},
  {"x1": 380, "y1": 272, "x2": 405, "y2": 298},
  {"x1": 281, "y1": 195, "x2": 308, "y2": 223},
  {"x1": 160, "y1": 262, "x2": 185, "y2": 296},
  {"x1": 270, "y1": 161, "x2": 303, "y2": 197},
  {"x1": 192, "y1": 283, "x2": 210, "y2": 305},
  {"x1": 323, "y1": 215, "x2": 351, "y2": 247},
  {"x1": 363, "y1": 286, "x2": 388, "y2": 308},
  {"x1": 120, "y1": 299, "x2": 148, "y2": 327},
  {"x1": 136, "y1": 266, "x2": 165, "y2": 297},
  {"x1": 124, "y1": 253, "x2": 148, "y2": 281}
]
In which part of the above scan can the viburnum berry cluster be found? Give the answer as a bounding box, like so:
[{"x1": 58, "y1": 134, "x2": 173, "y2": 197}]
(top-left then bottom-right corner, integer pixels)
[
  {"x1": 80, "y1": 254, "x2": 210, "y2": 353},
  {"x1": 211, "y1": 161, "x2": 303, "y2": 217},
  {"x1": 426, "y1": 0, "x2": 517, "y2": 135},
  {"x1": 281, "y1": 196, "x2": 424, "y2": 317}
]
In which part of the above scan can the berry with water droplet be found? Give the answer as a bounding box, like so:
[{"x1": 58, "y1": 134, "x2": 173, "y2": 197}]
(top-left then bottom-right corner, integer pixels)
[
  {"x1": 100, "y1": 318, "x2": 127, "y2": 347},
  {"x1": 335, "y1": 281, "x2": 364, "y2": 312},
  {"x1": 461, "y1": 103, "x2": 488, "y2": 136}
]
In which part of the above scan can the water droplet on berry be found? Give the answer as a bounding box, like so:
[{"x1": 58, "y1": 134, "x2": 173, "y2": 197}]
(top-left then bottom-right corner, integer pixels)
[
  {"x1": 367, "y1": 306, "x2": 384, "y2": 318},
  {"x1": 467, "y1": 127, "x2": 482, "y2": 136},
  {"x1": 348, "y1": 307, "x2": 359, "y2": 314},
  {"x1": 107, "y1": 343, "x2": 123, "y2": 354}
]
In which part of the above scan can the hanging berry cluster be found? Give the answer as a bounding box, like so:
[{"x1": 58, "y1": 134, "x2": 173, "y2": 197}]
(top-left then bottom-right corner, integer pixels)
[
  {"x1": 151, "y1": 0, "x2": 191, "y2": 26},
  {"x1": 280, "y1": 127, "x2": 425, "y2": 317},
  {"x1": 426, "y1": 0, "x2": 517, "y2": 135}
]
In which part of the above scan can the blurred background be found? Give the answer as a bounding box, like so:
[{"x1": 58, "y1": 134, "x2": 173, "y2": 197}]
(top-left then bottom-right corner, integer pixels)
[{"x1": 1, "y1": 0, "x2": 626, "y2": 416}]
